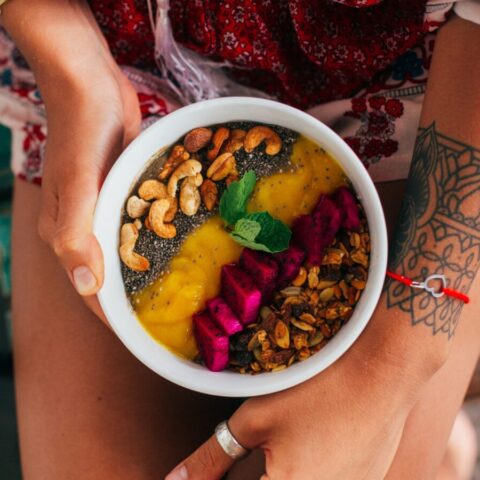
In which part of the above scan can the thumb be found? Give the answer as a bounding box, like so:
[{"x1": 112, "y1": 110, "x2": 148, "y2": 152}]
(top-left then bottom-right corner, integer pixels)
[
  {"x1": 166, "y1": 433, "x2": 235, "y2": 480},
  {"x1": 166, "y1": 403, "x2": 265, "y2": 480},
  {"x1": 44, "y1": 171, "x2": 104, "y2": 297}
]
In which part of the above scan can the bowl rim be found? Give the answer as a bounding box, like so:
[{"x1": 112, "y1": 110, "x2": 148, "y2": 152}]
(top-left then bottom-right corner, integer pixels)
[{"x1": 93, "y1": 96, "x2": 388, "y2": 397}]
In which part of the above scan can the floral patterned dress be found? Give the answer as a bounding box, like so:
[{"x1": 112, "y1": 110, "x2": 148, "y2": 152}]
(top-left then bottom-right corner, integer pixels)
[{"x1": 0, "y1": 0, "x2": 476, "y2": 184}]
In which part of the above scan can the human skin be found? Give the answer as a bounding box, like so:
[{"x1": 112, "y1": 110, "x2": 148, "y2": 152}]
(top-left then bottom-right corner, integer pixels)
[{"x1": 3, "y1": 1, "x2": 480, "y2": 479}]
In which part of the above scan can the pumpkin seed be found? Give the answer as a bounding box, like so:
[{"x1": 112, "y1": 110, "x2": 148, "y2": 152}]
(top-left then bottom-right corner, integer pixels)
[
  {"x1": 260, "y1": 306, "x2": 273, "y2": 320},
  {"x1": 319, "y1": 287, "x2": 334, "y2": 303},
  {"x1": 292, "y1": 267, "x2": 307, "y2": 286},
  {"x1": 274, "y1": 320, "x2": 290, "y2": 349},
  {"x1": 308, "y1": 331, "x2": 325, "y2": 347},
  {"x1": 291, "y1": 318, "x2": 315, "y2": 332},
  {"x1": 299, "y1": 313, "x2": 316, "y2": 324},
  {"x1": 281, "y1": 286, "x2": 302, "y2": 296}
]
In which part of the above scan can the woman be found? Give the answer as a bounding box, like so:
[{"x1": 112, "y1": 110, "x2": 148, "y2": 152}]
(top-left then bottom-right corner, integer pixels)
[{"x1": 1, "y1": 1, "x2": 480, "y2": 478}]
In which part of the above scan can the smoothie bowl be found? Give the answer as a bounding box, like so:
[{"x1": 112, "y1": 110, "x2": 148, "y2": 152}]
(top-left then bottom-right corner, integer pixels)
[{"x1": 93, "y1": 97, "x2": 387, "y2": 397}]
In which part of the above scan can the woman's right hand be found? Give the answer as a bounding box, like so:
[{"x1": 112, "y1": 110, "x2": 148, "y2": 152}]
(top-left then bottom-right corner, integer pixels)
[
  {"x1": 3, "y1": 0, "x2": 142, "y2": 322},
  {"x1": 38, "y1": 64, "x2": 141, "y2": 321}
]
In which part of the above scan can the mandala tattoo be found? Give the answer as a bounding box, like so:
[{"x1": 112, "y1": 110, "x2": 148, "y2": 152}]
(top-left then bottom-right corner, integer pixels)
[{"x1": 386, "y1": 123, "x2": 480, "y2": 338}]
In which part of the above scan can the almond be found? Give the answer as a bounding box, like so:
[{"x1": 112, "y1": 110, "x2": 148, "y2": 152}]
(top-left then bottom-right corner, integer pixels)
[{"x1": 183, "y1": 127, "x2": 213, "y2": 153}]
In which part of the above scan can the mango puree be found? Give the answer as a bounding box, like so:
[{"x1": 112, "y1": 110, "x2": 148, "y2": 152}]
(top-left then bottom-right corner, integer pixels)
[{"x1": 132, "y1": 136, "x2": 347, "y2": 359}]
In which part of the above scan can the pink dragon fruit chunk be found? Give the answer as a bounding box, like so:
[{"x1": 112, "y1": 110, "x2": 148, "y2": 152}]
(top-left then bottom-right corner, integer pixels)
[
  {"x1": 193, "y1": 310, "x2": 229, "y2": 372},
  {"x1": 335, "y1": 187, "x2": 360, "y2": 231},
  {"x1": 239, "y1": 249, "x2": 279, "y2": 301},
  {"x1": 207, "y1": 297, "x2": 243, "y2": 336},
  {"x1": 292, "y1": 215, "x2": 323, "y2": 266},
  {"x1": 221, "y1": 264, "x2": 262, "y2": 325},
  {"x1": 273, "y1": 244, "x2": 306, "y2": 287},
  {"x1": 313, "y1": 194, "x2": 343, "y2": 247}
]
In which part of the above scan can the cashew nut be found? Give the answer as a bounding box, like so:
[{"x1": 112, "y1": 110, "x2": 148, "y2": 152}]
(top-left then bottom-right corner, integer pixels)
[
  {"x1": 126, "y1": 195, "x2": 151, "y2": 219},
  {"x1": 164, "y1": 195, "x2": 178, "y2": 222},
  {"x1": 167, "y1": 159, "x2": 202, "y2": 197},
  {"x1": 244, "y1": 126, "x2": 282, "y2": 155},
  {"x1": 183, "y1": 127, "x2": 213, "y2": 153},
  {"x1": 207, "y1": 127, "x2": 230, "y2": 161},
  {"x1": 158, "y1": 145, "x2": 190, "y2": 180},
  {"x1": 221, "y1": 128, "x2": 246, "y2": 154},
  {"x1": 200, "y1": 179, "x2": 218, "y2": 211},
  {"x1": 133, "y1": 219, "x2": 143, "y2": 230},
  {"x1": 194, "y1": 172, "x2": 204, "y2": 187},
  {"x1": 119, "y1": 223, "x2": 150, "y2": 271},
  {"x1": 138, "y1": 179, "x2": 167, "y2": 201},
  {"x1": 206, "y1": 152, "x2": 236, "y2": 181},
  {"x1": 148, "y1": 198, "x2": 177, "y2": 239},
  {"x1": 180, "y1": 176, "x2": 201, "y2": 216}
]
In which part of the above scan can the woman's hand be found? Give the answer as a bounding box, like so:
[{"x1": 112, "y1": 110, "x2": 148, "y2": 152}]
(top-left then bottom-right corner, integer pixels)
[
  {"x1": 37, "y1": 62, "x2": 141, "y2": 320},
  {"x1": 3, "y1": 0, "x2": 141, "y2": 320},
  {"x1": 166, "y1": 333, "x2": 427, "y2": 480}
]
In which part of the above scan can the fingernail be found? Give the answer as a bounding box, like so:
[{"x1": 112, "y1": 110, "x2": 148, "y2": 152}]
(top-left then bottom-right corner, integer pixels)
[
  {"x1": 72, "y1": 266, "x2": 97, "y2": 295},
  {"x1": 165, "y1": 464, "x2": 188, "y2": 480}
]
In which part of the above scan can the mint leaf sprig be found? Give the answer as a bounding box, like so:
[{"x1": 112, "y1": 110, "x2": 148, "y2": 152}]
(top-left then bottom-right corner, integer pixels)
[
  {"x1": 219, "y1": 171, "x2": 291, "y2": 253},
  {"x1": 219, "y1": 170, "x2": 257, "y2": 226}
]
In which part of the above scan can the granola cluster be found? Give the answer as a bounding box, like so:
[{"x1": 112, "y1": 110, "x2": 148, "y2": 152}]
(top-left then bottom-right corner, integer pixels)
[{"x1": 229, "y1": 214, "x2": 370, "y2": 374}]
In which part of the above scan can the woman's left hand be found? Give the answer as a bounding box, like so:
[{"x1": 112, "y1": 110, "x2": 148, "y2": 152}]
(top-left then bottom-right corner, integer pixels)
[{"x1": 166, "y1": 334, "x2": 424, "y2": 480}]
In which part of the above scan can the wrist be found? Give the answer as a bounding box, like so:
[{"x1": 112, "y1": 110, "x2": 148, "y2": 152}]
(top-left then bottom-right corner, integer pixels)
[
  {"x1": 2, "y1": 0, "x2": 117, "y2": 99},
  {"x1": 352, "y1": 293, "x2": 450, "y2": 389}
]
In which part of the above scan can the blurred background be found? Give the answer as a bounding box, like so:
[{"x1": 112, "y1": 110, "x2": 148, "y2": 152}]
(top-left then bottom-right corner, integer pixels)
[
  {"x1": 0, "y1": 124, "x2": 21, "y2": 479},
  {"x1": 0, "y1": 123, "x2": 480, "y2": 479}
]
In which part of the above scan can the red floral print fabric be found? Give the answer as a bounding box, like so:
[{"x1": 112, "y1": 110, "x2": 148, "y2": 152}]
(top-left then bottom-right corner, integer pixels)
[
  {"x1": 88, "y1": 0, "x2": 428, "y2": 109},
  {"x1": 88, "y1": 0, "x2": 156, "y2": 69}
]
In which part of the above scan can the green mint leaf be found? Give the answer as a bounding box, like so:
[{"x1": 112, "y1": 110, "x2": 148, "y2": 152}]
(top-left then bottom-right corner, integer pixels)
[
  {"x1": 219, "y1": 171, "x2": 257, "y2": 226},
  {"x1": 243, "y1": 212, "x2": 291, "y2": 253},
  {"x1": 233, "y1": 218, "x2": 262, "y2": 242},
  {"x1": 230, "y1": 211, "x2": 291, "y2": 253},
  {"x1": 230, "y1": 233, "x2": 274, "y2": 252}
]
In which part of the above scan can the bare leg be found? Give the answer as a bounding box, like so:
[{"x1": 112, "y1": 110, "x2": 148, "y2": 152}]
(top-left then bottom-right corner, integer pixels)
[
  {"x1": 436, "y1": 411, "x2": 477, "y2": 480},
  {"x1": 12, "y1": 179, "x2": 241, "y2": 479}
]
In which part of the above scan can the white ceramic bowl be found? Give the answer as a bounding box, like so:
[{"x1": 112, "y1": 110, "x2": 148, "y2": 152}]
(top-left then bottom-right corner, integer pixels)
[{"x1": 93, "y1": 97, "x2": 387, "y2": 397}]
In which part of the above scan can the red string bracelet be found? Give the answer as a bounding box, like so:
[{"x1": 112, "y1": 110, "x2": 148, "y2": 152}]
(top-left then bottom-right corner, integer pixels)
[{"x1": 386, "y1": 271, "x2": 470, "y2": 304}]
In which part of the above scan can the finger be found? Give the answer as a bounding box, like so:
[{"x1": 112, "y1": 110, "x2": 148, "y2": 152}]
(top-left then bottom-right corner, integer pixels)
[
  {"x1": 52, "y1": 171, "x2": 104, "y2": 296},
  {"x1": 166, "y1": 402, "x2": 266, "y2": 480},
  {"x1": 166, "y1": 433, "x2": 236, "y2": 480}
]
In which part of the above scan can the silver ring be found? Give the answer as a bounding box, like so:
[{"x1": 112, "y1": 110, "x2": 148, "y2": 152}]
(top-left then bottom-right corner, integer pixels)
[{"x1": 215, "y1": 421, "x2": 249, "y2": 460}]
